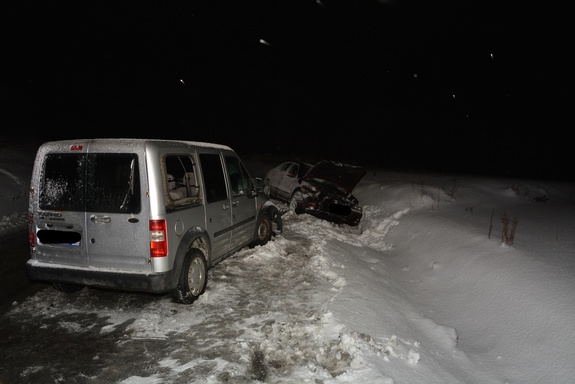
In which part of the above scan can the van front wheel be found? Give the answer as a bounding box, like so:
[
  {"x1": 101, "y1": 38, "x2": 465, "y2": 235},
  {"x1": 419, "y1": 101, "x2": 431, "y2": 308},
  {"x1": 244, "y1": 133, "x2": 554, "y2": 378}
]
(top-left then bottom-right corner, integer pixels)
[
  {"x1": 251, "y1": 213, "x2": 272, "y2": 247},
  {"x1": 173, "y1": 249, "x2": 208, "y2": 304}
]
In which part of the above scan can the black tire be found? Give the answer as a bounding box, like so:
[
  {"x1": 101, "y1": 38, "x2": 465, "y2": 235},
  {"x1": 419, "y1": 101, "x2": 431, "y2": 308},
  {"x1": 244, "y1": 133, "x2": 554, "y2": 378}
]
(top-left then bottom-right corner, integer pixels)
[
  {"x1": 172, "y1": 249, "x2": 208, "y2": 304},
  {"x1": 251, "y1": 212, "x2": 272, "y2": 247},
  {"x1": 53, "y1": 282, "x2": 84, "y2": 293},
  {"x1": 289, "y1": 190, "x2": 304, "y2": 214}
]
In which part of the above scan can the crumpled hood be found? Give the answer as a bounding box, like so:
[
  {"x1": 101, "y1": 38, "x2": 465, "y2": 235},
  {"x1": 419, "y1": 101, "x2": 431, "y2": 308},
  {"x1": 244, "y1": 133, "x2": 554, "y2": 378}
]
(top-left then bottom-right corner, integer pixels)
[{"x1": 303, "y1": 160, "x2": 366, "y2": 194}]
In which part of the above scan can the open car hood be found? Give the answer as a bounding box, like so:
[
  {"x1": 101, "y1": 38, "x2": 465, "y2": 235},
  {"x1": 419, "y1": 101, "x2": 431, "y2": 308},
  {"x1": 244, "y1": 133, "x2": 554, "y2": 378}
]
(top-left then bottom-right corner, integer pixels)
[{"x1": 303, "y1": 160, "x2": 366, "y2": 194}]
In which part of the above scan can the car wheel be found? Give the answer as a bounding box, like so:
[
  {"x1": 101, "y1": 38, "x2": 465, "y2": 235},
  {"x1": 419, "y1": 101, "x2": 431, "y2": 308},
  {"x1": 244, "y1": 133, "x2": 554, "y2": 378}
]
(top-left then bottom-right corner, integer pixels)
[
  {"x1": 263, "y1": 179, "x2": 271, "y2": 196},
  {"x1": 173, "y1": 249, "x2": 208, "y2": 304},
  {"x1": 290, "y1": 190, "x2": 304, "y2": 214},
  {"x1": 251, "y1": 212, "x2": 272, "y2": 247},
  {"x1": 53, "y1": 282, "x2": 84, "y2": 293}
]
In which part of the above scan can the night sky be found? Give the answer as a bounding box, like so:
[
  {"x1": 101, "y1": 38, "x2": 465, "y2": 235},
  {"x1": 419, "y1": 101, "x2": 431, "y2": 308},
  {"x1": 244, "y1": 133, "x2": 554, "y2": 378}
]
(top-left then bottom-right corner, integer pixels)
[{"x1": 3, "y1": 1, "x2": 570, "y2": 180}]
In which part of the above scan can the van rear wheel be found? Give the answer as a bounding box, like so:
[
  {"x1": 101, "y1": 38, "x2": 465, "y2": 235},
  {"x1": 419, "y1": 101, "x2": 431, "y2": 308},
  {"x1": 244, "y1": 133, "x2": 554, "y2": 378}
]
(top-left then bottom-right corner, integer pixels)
[{"x1": 173, "y1": 249, "x2": 208, "y2": 304}]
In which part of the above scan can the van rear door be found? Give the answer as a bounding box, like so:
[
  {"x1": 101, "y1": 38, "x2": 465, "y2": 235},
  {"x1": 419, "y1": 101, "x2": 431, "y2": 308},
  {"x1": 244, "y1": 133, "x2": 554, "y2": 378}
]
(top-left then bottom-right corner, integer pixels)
[
  {"x1": 37, "y1": 146, "x2": 149, "y2": 271},
  {"x1": 36, "y1": 151, "x2": 89, "y2": 267},
  {"x1": 83, "y1": 151, "x2": 149, "y2": 271}
]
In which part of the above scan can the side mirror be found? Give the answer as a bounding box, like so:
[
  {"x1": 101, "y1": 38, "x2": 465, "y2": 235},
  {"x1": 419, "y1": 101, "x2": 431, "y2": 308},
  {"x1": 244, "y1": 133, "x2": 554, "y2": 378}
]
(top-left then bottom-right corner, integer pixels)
[{"x1": 253, "y1": 177, "x2": 263, "y2": 194}]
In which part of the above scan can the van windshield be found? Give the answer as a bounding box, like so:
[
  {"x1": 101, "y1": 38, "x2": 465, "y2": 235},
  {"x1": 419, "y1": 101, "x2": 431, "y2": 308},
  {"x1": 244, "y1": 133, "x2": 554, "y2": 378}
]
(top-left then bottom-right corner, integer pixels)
[{"x1": 40, "y1": 153, "x2": 141, "y2": 214}]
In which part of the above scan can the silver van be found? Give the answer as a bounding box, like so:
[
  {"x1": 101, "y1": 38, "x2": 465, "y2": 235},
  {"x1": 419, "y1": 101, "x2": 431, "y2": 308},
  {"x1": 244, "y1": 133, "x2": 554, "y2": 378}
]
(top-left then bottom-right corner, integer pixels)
[{"x1": 26, "y1": 138, "x2": 282, "y2": 304}]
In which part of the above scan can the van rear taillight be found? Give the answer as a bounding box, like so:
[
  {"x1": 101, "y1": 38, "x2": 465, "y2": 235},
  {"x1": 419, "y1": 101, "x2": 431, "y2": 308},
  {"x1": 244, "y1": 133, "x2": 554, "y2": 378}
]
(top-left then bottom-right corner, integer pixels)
[
  {"x1": 149, "y1": 219, "x2": 167, "y2": 257},
  {"x1": 28, "y1": 212, "x2": 35, "y2": 248},
  {"x1": 28, "y1": 232, "x2": 35, "y2": 248}
]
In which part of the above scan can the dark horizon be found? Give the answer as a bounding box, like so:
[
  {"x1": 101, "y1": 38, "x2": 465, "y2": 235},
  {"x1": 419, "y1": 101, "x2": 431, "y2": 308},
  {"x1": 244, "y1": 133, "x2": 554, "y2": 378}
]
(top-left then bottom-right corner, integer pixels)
[{"x1": 3, "y1": 0, "x2": 570, "y2": 181}]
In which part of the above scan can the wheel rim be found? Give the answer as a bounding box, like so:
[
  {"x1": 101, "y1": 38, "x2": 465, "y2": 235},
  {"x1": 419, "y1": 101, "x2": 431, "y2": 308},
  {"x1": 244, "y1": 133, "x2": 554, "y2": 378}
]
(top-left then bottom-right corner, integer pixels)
[
  {"x1": 258, "y1": 217, "x2": 270, "y2": 240},
  {"x1": 188, "y1": 257, "x2": 206, "y2": 296}
]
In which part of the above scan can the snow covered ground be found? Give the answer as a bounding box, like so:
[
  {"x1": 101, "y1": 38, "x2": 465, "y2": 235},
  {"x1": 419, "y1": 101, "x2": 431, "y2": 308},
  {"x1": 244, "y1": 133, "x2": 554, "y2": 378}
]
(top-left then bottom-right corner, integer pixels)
[{"x1": 1, "y1": 139, "x2": 574, "y2": 383}]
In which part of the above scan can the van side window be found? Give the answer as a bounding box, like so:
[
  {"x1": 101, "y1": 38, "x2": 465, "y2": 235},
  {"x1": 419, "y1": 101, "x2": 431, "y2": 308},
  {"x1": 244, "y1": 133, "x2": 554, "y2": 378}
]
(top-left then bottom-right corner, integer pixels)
[
  {"x1": 40, "y1": 153, "x2": 141, "y2": 214},
  {"x1": 164, "y1": 155, "x2": 200, "y2": 205},
  {"x1": 225, "y1": 155, "x2": 252, "y2": 196},
  {"x1": 199, "y1": 153, "x2": 228, "y2": 203}
]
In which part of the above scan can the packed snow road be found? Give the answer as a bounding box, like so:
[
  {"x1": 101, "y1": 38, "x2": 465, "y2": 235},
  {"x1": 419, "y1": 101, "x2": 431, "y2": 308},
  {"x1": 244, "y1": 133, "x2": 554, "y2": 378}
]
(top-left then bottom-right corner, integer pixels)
[{"x1": 0, "y1": 207, "x2": 372, "y2": 384}]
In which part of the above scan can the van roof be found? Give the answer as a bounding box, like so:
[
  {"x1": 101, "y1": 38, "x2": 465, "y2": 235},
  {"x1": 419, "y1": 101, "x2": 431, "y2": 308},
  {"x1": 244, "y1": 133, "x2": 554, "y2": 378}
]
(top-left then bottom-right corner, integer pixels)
[{"x1": 40, "y1": 138, "x2": 234, "y2": 151}]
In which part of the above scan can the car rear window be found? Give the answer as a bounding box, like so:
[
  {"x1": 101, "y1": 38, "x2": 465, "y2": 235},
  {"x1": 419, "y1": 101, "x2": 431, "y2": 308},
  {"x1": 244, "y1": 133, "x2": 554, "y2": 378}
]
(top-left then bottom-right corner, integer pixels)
[{"x1": 39, "y1": 153, "x2": 141, "y2": 214}]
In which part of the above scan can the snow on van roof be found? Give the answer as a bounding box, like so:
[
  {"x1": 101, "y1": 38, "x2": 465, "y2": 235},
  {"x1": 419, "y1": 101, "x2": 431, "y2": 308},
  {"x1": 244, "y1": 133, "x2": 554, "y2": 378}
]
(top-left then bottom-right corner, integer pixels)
[
  {"x1": 41, "y1": 138, "x2": 234, "y2": 151},
  {"x1": 181, "y1": 140, "x2": 233, "y2": 150}
]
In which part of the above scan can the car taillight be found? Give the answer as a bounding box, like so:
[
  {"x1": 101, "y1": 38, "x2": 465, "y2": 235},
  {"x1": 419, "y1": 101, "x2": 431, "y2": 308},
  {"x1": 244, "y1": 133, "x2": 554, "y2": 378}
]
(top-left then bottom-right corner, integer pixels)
[
  {"x1": 149, "y1": 219, "x2": 167, "y2": 257},
  {"x1": 28, "y1": 212, "x2": 35, "y2": 248}
]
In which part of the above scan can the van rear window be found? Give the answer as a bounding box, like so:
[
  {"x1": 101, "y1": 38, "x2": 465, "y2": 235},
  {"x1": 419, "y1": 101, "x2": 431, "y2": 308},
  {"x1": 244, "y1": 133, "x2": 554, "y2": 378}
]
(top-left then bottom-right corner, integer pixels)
[{"x1": 40, "y1": 153, "x2": 141, "y2": 214}]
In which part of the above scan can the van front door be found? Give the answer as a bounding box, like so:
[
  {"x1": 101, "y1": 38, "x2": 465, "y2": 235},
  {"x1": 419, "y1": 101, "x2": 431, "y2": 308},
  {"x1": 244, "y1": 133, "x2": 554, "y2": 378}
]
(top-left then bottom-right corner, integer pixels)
[
  {"x1": 198, "y1": 153, "x2": 232, "y2": 260},
  {"x1": 225, "y1": 155, "x2": 258, "y2": 248}
]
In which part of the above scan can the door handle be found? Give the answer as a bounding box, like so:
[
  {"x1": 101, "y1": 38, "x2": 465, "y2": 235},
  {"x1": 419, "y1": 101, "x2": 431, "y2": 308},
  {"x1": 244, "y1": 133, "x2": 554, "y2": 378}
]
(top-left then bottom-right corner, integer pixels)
[
  {"x1": 90, "y1": 215, "x2": 111, "y2": 223},
  {"x1": 232, "y1": 200, "x2": 239, "y2": 207},
  {"x1": 222, "y1": 204, "x2": 230, "y2": 210}
]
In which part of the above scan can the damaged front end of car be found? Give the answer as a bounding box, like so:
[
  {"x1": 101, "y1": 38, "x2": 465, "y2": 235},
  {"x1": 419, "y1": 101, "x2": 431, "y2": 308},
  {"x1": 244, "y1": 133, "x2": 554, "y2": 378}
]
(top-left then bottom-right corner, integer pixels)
[
  {"x1": 300, "y1": 194, "x2": 363, "y2": 226},
  {"x1": 297, "y1": 163, "x2": 365, "y2": 226}
]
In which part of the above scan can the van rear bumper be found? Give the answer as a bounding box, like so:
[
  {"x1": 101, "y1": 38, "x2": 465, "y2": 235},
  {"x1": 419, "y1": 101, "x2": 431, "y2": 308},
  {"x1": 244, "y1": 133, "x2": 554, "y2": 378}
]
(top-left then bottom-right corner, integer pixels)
[{"x1": 26, "y1": 260, "x2": 178, "y2": 293}]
